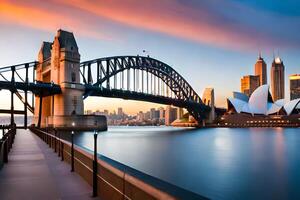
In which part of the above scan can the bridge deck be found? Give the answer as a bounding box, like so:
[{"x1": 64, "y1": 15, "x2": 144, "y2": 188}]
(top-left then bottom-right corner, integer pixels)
[{"x1": 0, "y1": 129, "x2": 100, "y2": 200}]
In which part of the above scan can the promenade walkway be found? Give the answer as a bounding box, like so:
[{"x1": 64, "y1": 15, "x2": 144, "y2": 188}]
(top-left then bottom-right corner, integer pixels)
[{"x1": 0, "y1": 129, "x2": 100, "y2": 200}]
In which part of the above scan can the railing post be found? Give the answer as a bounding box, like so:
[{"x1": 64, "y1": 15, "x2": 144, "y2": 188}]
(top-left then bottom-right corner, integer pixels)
[
  {"x1": 37, "y1": 96, "x2": 43, "y2": 128},
  {"x1": 92, "y1": 130, "x2": 98, "y2": 197},
  {"x1": 71, "y1": 131, "x2": 74, "y2": 172},
  {"x1": 3, "y1": 139, "x2": 8, "y2": 163},
  {"x1": 61, "y1": 141, "x2": 64, "y2": 161},
  {"x1": 54, "y1": 129, "x2": 57, "y2": 153},
  {"x1": 58, "y1": 130, "x2": 61, "y2": 157},
  {"x1": 49, "y1": 133, "x2": 51, "y2": 148}
]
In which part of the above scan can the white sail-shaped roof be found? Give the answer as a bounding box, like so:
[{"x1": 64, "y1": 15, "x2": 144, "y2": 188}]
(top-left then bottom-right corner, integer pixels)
[
  {"x1": 248, "y1": 85, "x2": 270, "y2": 115},
  {"x1": 275, "y1": 99, "x2": 285, "y2": 107},
  {"x1": 228, "y1": 97, "x2": 247, "y2": 113},
  {"x1": 227, "y1": 85, "x2": 300, "y2": 116},
  {"x1": 241, "y1": 103, "x2": 252, "y2": 115},
  {"x1": 267, "y1": 102, "x2": 282, "y2": 115},
  {"x1": 233, "y1": 92, "x2": 249, "y2": 102},
  {"x1": 284, "y1": 98, "x2": 300, "y2": 115}
]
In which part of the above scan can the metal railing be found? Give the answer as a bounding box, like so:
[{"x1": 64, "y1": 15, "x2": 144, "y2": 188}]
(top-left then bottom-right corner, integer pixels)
[{"x1": 0, "y1": 124, "x2": 16, "y2": 170}]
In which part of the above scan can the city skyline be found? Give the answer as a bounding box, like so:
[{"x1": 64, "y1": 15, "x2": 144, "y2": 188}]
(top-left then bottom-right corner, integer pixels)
[{"x1": 1, "y1": 0, "x2": 300, "y2": 113}]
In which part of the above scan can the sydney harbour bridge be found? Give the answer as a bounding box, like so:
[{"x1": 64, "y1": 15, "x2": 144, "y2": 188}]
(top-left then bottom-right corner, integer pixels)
[{"x1": 0, "y1": 30, "x2": 211, "y2": 129}]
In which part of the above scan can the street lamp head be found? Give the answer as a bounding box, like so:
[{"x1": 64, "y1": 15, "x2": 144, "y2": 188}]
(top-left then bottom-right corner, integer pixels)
[
  {"x1": 72, "y1": 122, "x2": 75, "y2": 127},
  {"x1": 94, "y1": 130, "x2": 98, "y2": 135},
  {"x1": 71, "y1": 130, "x2": 74, "y2": 135}
]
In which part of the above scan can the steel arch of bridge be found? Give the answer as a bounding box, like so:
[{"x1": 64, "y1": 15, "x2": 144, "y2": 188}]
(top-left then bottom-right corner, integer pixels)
[
  {"x1": 0, "y1": 61, "x2": 61, "y2": 128},
  {"x1": 80, "y1": 56, "x2": 210, "y2": 122}
]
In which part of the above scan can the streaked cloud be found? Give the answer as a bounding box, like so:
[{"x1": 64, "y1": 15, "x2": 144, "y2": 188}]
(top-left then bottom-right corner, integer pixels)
[
  {"x1": 1, "y1": 0, "x2": 300, "y2": 50},
  {"x1": 0, "y1": 0, "x2": 110, "y2": 40}
]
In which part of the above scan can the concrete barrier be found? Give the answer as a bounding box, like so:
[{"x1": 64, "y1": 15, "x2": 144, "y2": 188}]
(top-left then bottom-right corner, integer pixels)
[{"x1": 29, "y1": 127, "x2": 208, "y2": 200}]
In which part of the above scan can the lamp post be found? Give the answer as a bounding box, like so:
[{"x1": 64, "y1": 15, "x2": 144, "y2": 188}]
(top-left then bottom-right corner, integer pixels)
[
  {"x1": 71, "y1": 122, "x2": 75, "y2": 172},
  {"x1": 92, "y1": 130, "x2": 98, "y2": 197},
  {"x1": 54, "y1": 128, "x2": 57, "y2": 153}
]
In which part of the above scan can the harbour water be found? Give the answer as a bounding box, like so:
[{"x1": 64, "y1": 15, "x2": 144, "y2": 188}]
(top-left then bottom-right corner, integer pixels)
[{"x1": 62, "y1": 126, "x2": 300, "y2": 200}]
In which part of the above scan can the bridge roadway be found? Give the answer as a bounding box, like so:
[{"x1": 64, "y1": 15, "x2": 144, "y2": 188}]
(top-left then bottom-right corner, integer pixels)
[{"x1": 0, "y1": 129, "x2": 100, "y2": 200}]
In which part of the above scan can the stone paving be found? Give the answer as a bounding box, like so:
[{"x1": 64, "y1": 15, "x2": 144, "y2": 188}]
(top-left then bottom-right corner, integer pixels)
[{"x1": 0, "y1": 129, "x2": 100, "y2": 200}]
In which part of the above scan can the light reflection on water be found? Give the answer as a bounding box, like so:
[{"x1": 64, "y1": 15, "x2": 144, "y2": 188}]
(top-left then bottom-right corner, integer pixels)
[{"x1": 61, "y1": 126, "x2": 300, "y2": 200}]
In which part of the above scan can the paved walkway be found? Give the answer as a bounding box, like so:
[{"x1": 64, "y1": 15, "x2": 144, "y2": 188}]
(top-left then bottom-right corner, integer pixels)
[{"x1": 0, "y1": 129, "x2": 100, "y2": 200}]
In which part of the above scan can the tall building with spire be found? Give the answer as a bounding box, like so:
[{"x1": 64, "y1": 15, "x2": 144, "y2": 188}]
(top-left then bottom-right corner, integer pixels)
[
  {"x1": 254, "y1": 53, "x2": 267, "y2": 85},
  {"x1": 271, "y1": 57, "x2": 285, "y2": 101}
]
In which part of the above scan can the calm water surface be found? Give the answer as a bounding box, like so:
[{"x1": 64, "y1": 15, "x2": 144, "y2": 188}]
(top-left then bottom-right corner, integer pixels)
[{"x1": 68, "y1": 127, "x2": 300, "y2": 200}]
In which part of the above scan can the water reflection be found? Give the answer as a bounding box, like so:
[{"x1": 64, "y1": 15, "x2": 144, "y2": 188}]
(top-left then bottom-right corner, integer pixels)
[{"x1": 60, "y1": 127, "x2": 300, "y2": 200}]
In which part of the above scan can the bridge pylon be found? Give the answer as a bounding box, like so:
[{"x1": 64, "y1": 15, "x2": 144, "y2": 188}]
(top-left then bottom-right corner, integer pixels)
[{"x1": 34, "y1": 30, "x2": 106, "y2": 131}]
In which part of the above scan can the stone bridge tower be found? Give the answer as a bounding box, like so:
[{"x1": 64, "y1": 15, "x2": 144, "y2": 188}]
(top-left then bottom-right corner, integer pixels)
[
  {"x1": 202, "y1": 88, "x2": 216, "y2": 124},
  {"x1": 35, "y1": 30, "x2": 85, "y2": 128}
]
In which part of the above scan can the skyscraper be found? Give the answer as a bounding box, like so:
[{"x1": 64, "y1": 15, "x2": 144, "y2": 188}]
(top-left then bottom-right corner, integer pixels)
[
  {"x1": 158, "y1": 107, "x2": 165, "y2": 120},
  {"x1": 150, "y1": 108, "x2": 156, "y2": 119},
  {"x1": 241, "y1": 75, "x2": 260, "y2": 97},
  {"x1": 117, "y1": 107, "x2": 123, "y2": 116},
  {"x1": 254, "y1": 54, "x2": 267, "y2": 85},
  {"x1": 177, "y1": 108, "x2": 184, "y2": 119},
  {"x1": 289, "y1": 74, "x2": 300, "y2": 100},
  {"x1": 271, "y1": 57, "x2": 285, "y2": 101},
  {"x1": 165, "y1": 105, "x2": 177, "y2": 126}
]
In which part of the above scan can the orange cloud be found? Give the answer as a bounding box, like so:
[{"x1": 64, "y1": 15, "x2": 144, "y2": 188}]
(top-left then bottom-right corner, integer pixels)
[
  {"x1": 58, "y1": 0, "x2": 264, "y2": 50},
  {"x1": 0, "y1": 0, "x2": 110, "y2": 40},
  {"x1": 0, "y1": 0, "x2": 276, "y2": 50}
]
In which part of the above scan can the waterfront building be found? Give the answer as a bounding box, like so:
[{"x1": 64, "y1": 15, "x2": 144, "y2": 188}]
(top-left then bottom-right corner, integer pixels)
[
  {"x1": 202, "y1": 88, "x2": 216, "y2": 122},
  {"x1": 85, "y1": 110, "x2": 93, "y2": 115},
  {"x1": 144, "y1": 111, "x2": 151, "y2": 120},
  {"x1": 137, "y1": 111, "x2": 144, "y2": 122},
  {"x1": 154, "y1": 110, "x2": 160, "y2": 120},
  {"x1": 165, "y1": 106, "x2": 177, "y2": 126},
  {"x1": 150, "y1": 108, "x2": 156, "y2": 120},
  {"x1": 104, "y1": 110, "x2": 109, "y2": 116},
  {"x1": 271, "y1": 57, "x2": 285, "y2": 101},
  {"x1": 254, "y1": 54, "x2": 267, "y2": 85},
  {"x1": 240, "y1": 75, "x2": 260, "y2": 97},
  {"x1": 117, "y1": 107, "x2": 123, "y2": 116},
  {"x1": 159, "y1": 107, "x2": 165, "y2": 120},
  {"x1": 224, "y1": 85, "x2": 300, "y2": 127},
  {"x1": 177, "y1": 108, "x2": 184, "y2": 119},
  {"x1": 290, "y1": 74, "x2": 300, "y2": 100}
]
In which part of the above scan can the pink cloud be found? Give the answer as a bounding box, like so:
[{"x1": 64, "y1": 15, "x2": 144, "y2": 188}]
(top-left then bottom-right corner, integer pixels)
[
  {"x1": 1, "y1": 0, "x2": 293, "y2": 50},
  {"x1": 0, "y1": 0, "x2": 111, "y2": 40},
  {"x1": 57, "y1": 0, "x2": 274, "y2": 50}
]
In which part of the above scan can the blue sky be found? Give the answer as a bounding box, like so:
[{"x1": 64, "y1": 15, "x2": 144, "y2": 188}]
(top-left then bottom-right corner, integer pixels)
[{"x1": 0, "y1": 0, "x2": 299, "y2": 114}]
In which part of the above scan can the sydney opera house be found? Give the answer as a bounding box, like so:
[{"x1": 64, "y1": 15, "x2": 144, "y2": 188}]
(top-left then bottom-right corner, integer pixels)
[{"x1": 221, "y1": 85, "x2": 300, "y2": 127}]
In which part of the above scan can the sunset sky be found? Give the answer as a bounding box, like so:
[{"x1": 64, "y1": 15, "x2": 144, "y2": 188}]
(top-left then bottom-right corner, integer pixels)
[{"x1": 1, "y1": 0, "x2": 300, "y2": 114}]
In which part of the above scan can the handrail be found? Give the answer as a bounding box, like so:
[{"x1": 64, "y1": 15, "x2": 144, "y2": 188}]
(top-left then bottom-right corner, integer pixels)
[
  {"x1": 29, "y1": 127, "x2": 209, "y2": 200},
  {"x1": 0, "y1": 124, "x2": 17, "y2": 170}
]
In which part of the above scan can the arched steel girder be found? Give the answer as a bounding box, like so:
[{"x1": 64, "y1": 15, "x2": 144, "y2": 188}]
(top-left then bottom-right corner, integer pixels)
[
  {"x1": 80, "y1": 56, "x2": 202, "y2": 104},
  {"x1": 81, "y1": 56, "x2": 210, "y2": 122}
]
